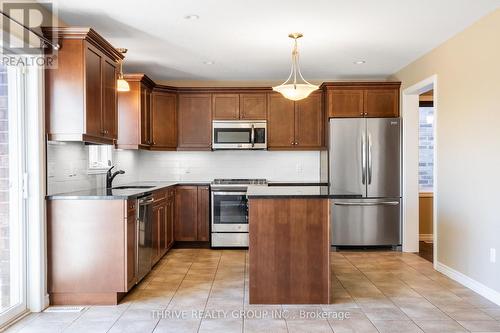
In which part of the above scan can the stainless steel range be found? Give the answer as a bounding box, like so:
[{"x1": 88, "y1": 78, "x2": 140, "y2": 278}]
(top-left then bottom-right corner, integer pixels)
[{"x1": 211, "y1": 178, "x2": 267, "y2": 247}]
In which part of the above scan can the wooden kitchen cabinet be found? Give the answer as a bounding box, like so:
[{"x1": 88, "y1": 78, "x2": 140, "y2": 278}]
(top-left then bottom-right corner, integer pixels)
[
  {"x1": 325, "y1": 82, "x2": 401, "y2": 118},
  {"x1": 197, "y1": 186, "x2": 210, "y2": 242},
  {"x1": 151, "y1": 89, "x2": 177, "y2": 149},
  {"x1": 43, "y1": 27, "x2": 123, "y2": 145},
  {"x1": 177, "y1": 94, "x2": 212, "y2": 150},
  {"x1": 174, "y1": 185, "x2": 210, "y2": 242},
  {"x1": 212, "y1": 93, "x2": 267, "y2": 120},
  {"x1": 126, "y1": 201, "x2": 137, "y2": 290},
  {"x1": 267, "y1": 94, "x2": 295, "y2": 148},
  {"x1": 117, "y1": 74, "x2": 155, "y2": 149},
  {"x1": 364, "y1": 89, "x2": 399, "y2": 117},
  {"x1": 240, "y1": 93, "x2": 267, "y2": 120},
  {"x1": 47, "y1": 199, "x2": 137, "y2": 305},
  {"x1": 268, "y1": 92, "x2": 324, "y2": 149},
  {"x1": 166, "y1": 188, "x2": 175, "y2": 249},
  {"x1": 213, "y1": 94, "x2": 239, "y2": 120}
]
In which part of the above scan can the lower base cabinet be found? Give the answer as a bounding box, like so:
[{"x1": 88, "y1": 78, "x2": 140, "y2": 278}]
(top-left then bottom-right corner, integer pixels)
[
  {"x1": 175, "y1": 185, "x2": 210, "y2": 242},
  {"x1": 152, "y1": 187, "x2": 175, "y2": 266}
]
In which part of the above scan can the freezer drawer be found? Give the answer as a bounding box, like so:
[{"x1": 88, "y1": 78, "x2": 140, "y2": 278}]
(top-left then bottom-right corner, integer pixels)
[{"x1": 331, "y1": 198, "x2": 401, "y2": 246}]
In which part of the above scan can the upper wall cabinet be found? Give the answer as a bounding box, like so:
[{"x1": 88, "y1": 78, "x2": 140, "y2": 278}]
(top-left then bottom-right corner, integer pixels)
[
  {"x1": 212, "y1": 93, "x2": 267, "y2": 120},
  {"x1": 267, "y1": 92, "x2": 324, "y2": 150},
  {"x1": 177, "y1": 94, "x2": 212, "y2": 150},
  {"x1": 325, "y1": 82, "x2": 401, "y2": 118},
  {"x1": 117, "y1": 74, "x2": 155, "y2": 149},
  {"x1": 43, "y1": 27, "x2": 123, "y2": 145},
  {"x1": 151, "y1": 88, "x2": 177, "y2": 150}
]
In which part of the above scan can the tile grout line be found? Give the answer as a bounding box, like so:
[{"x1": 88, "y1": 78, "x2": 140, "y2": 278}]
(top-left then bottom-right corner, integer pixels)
[{"x1": 196, "y1": 250, "x2": 222, "y2": 333}]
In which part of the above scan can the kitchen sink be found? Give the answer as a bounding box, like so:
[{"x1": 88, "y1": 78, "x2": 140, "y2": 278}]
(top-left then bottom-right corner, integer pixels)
[{"x1": 111, "y1": 185, "x2": 155, "y2": 190}]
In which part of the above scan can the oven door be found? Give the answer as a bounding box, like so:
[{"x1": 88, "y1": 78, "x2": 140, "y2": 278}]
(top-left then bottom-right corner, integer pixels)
[
  {"x1": 212, "y1": 121, "x2": 267, "y2": 149},
  {"x1": 211, "y1": 191, "x2": 248, "y2": 232}
]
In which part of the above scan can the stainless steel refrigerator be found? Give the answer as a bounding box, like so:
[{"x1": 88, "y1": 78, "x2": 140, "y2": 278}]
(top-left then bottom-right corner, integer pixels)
[{"x1": 329, "y1": 118, "x2": 401, "y2": 247}]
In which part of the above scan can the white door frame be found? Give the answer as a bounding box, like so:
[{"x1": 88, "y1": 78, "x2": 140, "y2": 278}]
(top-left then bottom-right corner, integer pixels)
[{"x1": 401, "y1": 75, "x2": 438, "y2": 267}]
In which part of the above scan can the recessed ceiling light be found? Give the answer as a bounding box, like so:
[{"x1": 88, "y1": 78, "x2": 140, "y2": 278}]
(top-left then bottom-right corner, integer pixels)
[
  {"x1": 353, "y1": 60, "x2": 366, "y2": 65},
  {"x1": 203, "y1": 60, "x2": 215, "y2": 65},
  {"x1": 184, "y1": 14, "x2": 199, "y2": 20}
]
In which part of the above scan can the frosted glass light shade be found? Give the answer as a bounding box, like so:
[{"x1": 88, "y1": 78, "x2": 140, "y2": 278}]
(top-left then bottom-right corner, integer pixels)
[
  {"x1": 272, "y1": 83, "x2": 319, "y2": 101},
  {"x1": 117, "y1": 78, "x2": 130, "y2": 92}
]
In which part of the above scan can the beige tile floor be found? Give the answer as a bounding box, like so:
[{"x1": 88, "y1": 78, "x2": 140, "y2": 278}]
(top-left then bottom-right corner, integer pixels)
[{"x1": 3, "y1": 249, "x2": 500, "y2": 333}]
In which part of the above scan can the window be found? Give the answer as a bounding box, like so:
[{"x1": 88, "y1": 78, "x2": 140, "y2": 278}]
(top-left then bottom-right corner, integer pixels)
[
  {"x1": 419, "y1": 106, "x2": 434, "y2": 191},
  {"x1": 88, "y1": 145, "x2": 113, "y2": 173}
]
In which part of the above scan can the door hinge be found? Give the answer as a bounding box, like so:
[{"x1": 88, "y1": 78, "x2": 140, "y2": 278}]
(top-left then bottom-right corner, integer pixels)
[{"x1": 22, "y1": 172, "x2": 29, "y2": 199}]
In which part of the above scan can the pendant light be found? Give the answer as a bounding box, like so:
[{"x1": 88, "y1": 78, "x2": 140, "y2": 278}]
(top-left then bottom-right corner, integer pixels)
[
  {"x1": 116, "y1": 48, "x2": 130, "y2": 92},
  {"x1": 272, "y1": 33, "x2": 318, "y2": 101}
]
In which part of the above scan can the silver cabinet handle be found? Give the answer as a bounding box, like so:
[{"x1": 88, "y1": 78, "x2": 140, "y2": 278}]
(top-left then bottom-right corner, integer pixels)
[
  {"x1": 334, "y1": 201, "x2": 399, "y2": 206},
  {"x1": 368, "y1": 133, "x2": 373, "y2": 185},
  {"x1": 251, "y1": 124, "x2": 255, "y2": 148},
  {"x1": 361, "y1": 132, "x2": 366, "y2": 185}
]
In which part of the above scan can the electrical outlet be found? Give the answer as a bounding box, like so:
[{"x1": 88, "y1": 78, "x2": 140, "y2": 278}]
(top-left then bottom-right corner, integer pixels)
[{"x1": 490, "y1": 248, "x2": 496, "y2": 263}]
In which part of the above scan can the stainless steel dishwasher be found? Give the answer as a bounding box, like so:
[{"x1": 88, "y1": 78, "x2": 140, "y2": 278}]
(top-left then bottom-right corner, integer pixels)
[{"x1": 137, "y1": 194, "x2": 153, "y2": 282}]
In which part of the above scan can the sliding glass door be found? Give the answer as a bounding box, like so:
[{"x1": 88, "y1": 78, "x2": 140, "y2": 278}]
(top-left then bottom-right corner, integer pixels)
[{"x1": 0, "y1": 61, "x2": 28, "y2": 325}]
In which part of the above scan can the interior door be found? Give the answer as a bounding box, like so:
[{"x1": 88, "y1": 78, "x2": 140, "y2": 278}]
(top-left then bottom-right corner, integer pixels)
[
  {"x1": 329, "y1": 118, "x2": 366, "y2": 196},
  {"x1": 366, "y1": 118, "x2": 401, "y2": 198}
]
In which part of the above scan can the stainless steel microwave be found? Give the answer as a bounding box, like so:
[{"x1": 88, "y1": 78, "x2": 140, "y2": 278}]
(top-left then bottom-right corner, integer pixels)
[{"x1": 212, "y1": 120, "x2": 267, "y2": 150}]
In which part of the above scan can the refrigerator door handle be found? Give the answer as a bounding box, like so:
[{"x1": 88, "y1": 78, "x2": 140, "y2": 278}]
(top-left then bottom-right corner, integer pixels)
[
  {"x1": 361, "y1": 132, "x2": 366, "y2": 185},
  {"x1": 334, "y1": 201, "x2": 400, "y2": 206},
  {"x1": 368, "y1": 132, "x2": 373, "y2": 185}
]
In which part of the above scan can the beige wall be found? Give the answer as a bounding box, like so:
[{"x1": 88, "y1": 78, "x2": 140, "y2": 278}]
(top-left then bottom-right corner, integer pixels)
[{"x1": 392, "y1": 9, "x2": 500, "y2": 293}]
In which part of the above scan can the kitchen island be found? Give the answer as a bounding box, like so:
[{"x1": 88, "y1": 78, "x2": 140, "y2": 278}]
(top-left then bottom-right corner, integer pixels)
[{"x1": 247, "y1": 185, "x2": 360, "y2": 304}]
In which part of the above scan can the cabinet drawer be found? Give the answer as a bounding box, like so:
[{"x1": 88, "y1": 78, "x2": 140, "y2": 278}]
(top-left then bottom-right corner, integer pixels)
[{"x1": 153, "y1": 189, "x2": 167, "y2": 202}]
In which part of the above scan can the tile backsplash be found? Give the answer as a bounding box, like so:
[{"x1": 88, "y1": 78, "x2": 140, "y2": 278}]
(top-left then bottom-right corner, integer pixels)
[{"x1": 47, "y1": 142, "x2": 321, "y2": 195}]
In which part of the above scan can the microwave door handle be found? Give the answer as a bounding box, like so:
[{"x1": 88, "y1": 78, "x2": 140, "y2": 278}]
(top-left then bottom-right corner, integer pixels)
[{"x1": 251, "y1": 124, "x2": 255, "y2": 147}]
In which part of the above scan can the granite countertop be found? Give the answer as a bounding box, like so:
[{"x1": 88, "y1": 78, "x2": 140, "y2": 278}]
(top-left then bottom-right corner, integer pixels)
[
  {"x1": 246, "y1": 185, "x2": 362, "y2": 199},
  {"x1": 46, "y1": 181, "x2": 211, "y2": 200}
]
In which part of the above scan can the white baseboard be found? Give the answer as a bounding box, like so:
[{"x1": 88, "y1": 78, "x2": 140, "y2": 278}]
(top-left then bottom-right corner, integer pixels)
[
  {"x1": 419, "y1": 234, "x2": 433, "y2": 242},
  {"x1": 436, "y1": 261, "x2": 500, "y2": 306}
]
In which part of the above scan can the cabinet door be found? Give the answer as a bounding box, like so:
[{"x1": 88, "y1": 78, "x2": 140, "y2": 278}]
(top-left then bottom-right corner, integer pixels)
[
  {"x1": 213, "y1": 94, "x2": 239, "y2": 120},
  {"x1": 126, "y1": 211, "x2": 137, "y2": 290},
  {"x1": 295, "y1": 93, "x2": 324, "y2": 148},
  {"x1": 84, "y1": 46, "x2": 103, "y2": 137},
  {"x1": 140, "y1": 85, "x2": 152, "y2": 146},
  {"x1": 102, "y1": 58, "x2": 117, "y2": 139},
  {"x1": 151, "y1": 204, "x2": 161, "y2": 264},
  {"x1": 158, "y1": 203, "x2": 167, "y2": 256},
  {"x1": 166, "y1": 198, "x2": 174, "y2": 249},
  {"x1": 151, "y1": 92, "x2": 177, "y2": 148},
  {"x1": 267, "y1": 94, "x2": 295, "y2": 148},
  {"x1": 174, "y1": 186, "x2": 198, "y2": 241},
  {"x1": 240, "y1": 93, "x2": 267, "y2": 120},
  {"x1": 328, "y1": 89, "x2": 364, "y2": 118},
  {"x1": 364, "y1": 89, "x2": 399, "y2": 117},
  {"x1": 197, "y1": 186, "x2": 210, "y2": 242},
  {"x1": 178, "y1": 94, "x2": 212, "y2": 149}
]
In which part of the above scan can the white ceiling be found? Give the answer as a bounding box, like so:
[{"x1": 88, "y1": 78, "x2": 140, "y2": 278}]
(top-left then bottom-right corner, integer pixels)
[{"x1": 47, "y1": 0, "x2": 500, "y2": 82}]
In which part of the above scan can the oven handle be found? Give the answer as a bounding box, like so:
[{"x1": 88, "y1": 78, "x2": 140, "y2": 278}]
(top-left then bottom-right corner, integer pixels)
[{"x1": 213, "y1": 191, "x2": 247, "y2": 196}]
